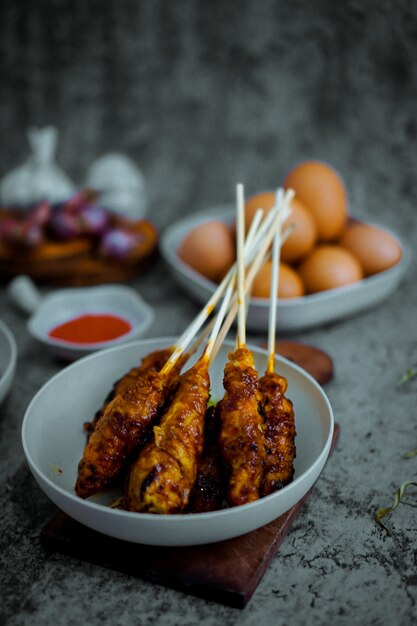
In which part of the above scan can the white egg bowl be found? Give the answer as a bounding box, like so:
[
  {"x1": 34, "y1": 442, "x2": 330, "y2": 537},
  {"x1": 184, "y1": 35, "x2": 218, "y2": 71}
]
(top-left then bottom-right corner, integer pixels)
[
  {"x1": 160, "y1": 207, "x2": 411, "y2": 332},
  {"x1": 27, "y1": 284, "x2": 155, "y2": 360},
  {"x1": 0, "y1": 318, "x2": 17, "y2": 405},
  {"x1": 22, "y1": 337, "x2": 334, "y2": 546}
]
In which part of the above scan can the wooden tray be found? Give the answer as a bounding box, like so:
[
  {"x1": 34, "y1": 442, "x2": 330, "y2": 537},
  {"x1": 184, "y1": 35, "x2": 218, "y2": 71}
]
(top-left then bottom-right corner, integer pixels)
[
  {"x1": 41, "y1": 423, "x2": 339, "y2": 609},
  {"x1": 0, "y1": 220, "x2": 158, "y2": 286}
]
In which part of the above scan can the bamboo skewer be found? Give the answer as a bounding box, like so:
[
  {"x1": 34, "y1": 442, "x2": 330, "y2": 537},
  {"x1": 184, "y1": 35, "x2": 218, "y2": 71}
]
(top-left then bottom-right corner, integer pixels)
[
  {"x1": 205, "y1": 205, "x2": 264, "y2": 361},
  {"x1": 267, "y1": 188, "x2": 285, "y2": 374},
  {"x1": 160, "y1": 205, "x2": 265, "y2": 376},
  {"x1": 236, "y1": 183, "x2": 247, "y2": 349},
  {"x1": 161, "y1": 187, "x2": 294, "y2": 376},
  {"x1": 201, "y1": 191, "x2": 264, "y2": 362},
  {"x1": 211, "y1": 189, "x2": 294, "y2": 359},
  {"x1": 211, "y1": 220, "x2": 293, "y2": 358},
  {"x1": 204, "y1": 276, "x2": 235, "y2": 362}
]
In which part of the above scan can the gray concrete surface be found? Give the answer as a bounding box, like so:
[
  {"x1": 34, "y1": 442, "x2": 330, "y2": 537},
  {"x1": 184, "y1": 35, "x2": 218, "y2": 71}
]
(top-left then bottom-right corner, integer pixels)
[{"x1": 1, "y1": 1, "x2": 416, "y2": 624}]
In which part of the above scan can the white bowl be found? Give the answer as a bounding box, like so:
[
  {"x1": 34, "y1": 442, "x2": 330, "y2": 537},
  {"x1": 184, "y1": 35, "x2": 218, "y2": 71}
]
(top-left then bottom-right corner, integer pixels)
[
  {"x1": 22, "y1": 337, "x2": 334, "y2": 546},
  {"x1": 160, "y1": 207, "x2": 411, "y2": 332},
  {"x1": 0, "y1": 319, "x2": 17, "y2": 405},
  {"x1": 27, "y1": 284, "x2": 155, "y2": 360}
]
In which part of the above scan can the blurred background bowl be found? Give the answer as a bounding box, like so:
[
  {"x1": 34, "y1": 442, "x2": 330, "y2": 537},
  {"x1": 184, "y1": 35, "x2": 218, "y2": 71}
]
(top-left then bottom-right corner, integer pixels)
[
  {"x1": 160, "y1": 207, "x2": 410, "y2": 333},
  {"x1": 0, "y1": 318, "x2": 17, "y2": 405}
]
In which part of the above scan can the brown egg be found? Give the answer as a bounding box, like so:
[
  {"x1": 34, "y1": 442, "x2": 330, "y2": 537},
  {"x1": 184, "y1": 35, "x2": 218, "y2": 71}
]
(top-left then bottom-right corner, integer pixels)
[
  {"x1": 244, "y1": 191, "x2": 276, "y2": 232},
  {"x1": 279, "y1": 263, "x2": 306, "y2": 298},
  {"x1": 178, "y1": 220, "x2": 235, "y2": 282},
  {"x1": 339, "y1": 221, "x2": 402, "y2": 276},
  {"x1": 251, "y1": 261, "x2": 305, "y2": 299},
  {"x1": 281, "y1": 197, "x2": 318, "y2": 262},
  {"x1": 298, "y1": 245, "x2": 363, "y2": 293},
  {"x1": 283, "y1": 160, "x2": 348, "y2": 241},
  {"x1": 245, "y1": 192, "x2": 317, "y2": 263}
]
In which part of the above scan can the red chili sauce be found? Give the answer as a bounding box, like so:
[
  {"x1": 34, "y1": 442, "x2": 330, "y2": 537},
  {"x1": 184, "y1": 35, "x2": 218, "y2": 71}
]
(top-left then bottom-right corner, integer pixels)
[{"x1": 48, "y1": 313, "x2": 132, "y2": 344}]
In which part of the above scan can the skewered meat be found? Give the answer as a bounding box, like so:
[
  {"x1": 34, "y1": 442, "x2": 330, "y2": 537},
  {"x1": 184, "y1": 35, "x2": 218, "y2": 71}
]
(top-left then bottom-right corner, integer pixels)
[
  {"x1": 259, "y1": 371, "x2": 296, "y2": 496},
  {"x1": 189, "y1": 404, "x2": 226, "y2": 513},
  {"x1": 75, "y1": 354, "x2": 183, "y2": 499},
  {"x1": 84, "y1": 348, "x2": 175, "y2": 436},
  {"x1": 112, "y1": 348, "x2": 175, "y2": 396},
  {"x1": 124, "y1": 356, "x2": 210, "y2": 514},
  {"x1": 218, "y1": 347, "x2": 265, "y2": 506}
]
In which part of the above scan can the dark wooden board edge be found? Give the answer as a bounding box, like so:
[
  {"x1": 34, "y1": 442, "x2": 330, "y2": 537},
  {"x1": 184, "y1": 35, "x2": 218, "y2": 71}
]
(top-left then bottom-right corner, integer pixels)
[{"x1": 41, "y1": 423, "x2": 340, "y2": 609}]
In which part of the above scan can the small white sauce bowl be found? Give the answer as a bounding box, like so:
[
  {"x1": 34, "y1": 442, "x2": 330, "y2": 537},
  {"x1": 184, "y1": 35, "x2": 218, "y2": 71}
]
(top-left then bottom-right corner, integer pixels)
[{"x1": 16, "y1": 281, "x2": 155, "y2": 360}]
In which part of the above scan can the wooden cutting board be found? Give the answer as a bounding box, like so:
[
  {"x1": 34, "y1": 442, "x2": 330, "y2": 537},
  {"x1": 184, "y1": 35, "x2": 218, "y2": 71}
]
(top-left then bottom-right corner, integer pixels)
[{"x1": 41, "y1": 423, "x2": 339, "y2": 609}]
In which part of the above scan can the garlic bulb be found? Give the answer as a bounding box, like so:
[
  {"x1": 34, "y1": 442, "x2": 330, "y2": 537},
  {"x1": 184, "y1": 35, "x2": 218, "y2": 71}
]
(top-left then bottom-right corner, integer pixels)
[
  {"x1": 85, "y1": 153, "x2": 147, "y2": 220},
  {"x1": 0, "y1": 127, "x2": 75, "y2": 208}
]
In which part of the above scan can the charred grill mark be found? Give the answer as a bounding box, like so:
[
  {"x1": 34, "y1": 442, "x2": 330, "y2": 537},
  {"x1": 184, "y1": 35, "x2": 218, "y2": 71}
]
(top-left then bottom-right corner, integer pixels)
[{"x1": 140, "y1": 468, "x2": 159, "y2": 496}]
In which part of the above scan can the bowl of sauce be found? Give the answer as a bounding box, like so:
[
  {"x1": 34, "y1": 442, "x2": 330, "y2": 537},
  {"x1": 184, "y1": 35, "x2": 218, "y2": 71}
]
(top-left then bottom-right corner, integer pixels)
[{"x1": 9, "y1": 277, "x2": 154, "y2": 360}]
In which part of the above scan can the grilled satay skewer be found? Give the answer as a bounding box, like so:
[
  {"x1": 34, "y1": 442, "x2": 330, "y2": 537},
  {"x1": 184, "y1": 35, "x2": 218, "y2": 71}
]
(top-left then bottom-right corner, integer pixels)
[
  {"x1": 259, "y1": 194, "x2": 296, "y2": 496},
  {"x1": 124, "y1": 267, "x2": 236, "y2": 514},
  {"x1": 218, "y1": 345, "x2": 265, "y2": 506},
  {"x1": 75, "y1": 361, "x2": 181, "y2": 499},
  {"x1": 84, "y1": 347, "x2": 175, "y2": 437},
  {"x1": 187, "y1": 210, "x2": 268, "y2": 514},
  {"x1": 217, "y1": 187, "x2": 295, "y2": 507},
  {"x1": 259, "y1": 370, "x2": 296, "y2": 494},
  {"x1": 124, "y1": 353, "x2": 211, "y2": 513},
  {"x1": 217, "y1": 184, "x2": 266, "y2": 506}
]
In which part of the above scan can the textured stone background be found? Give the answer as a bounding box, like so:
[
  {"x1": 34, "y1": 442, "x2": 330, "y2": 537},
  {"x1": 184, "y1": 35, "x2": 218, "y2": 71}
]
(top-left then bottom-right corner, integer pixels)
[
  {"x1": 1, "y1": 0, "x2": 417, "y2": 229},
  {"x1": 1, "y1": 2, "x2": 417, "y2": 625}
]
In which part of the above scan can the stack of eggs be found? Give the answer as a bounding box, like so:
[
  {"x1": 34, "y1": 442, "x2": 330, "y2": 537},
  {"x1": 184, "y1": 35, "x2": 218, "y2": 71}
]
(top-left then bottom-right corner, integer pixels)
[{"x1": 178, "y1": 161, "x2": 403, "y2": 299}]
